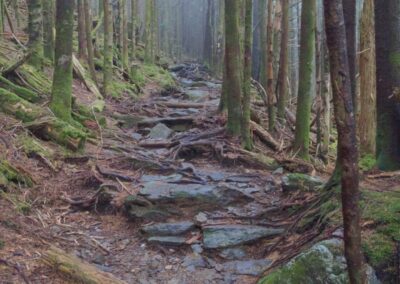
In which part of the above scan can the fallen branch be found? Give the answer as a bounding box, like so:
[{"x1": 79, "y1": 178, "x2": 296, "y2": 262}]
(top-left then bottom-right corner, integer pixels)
[
  {"x1": 42, "y1": 246, "x2": 126, "y2": 284},
  {"x1": 72, "y1": 55, "x2": 102, "y2": 100},
  {"x1": 250, "y1": 121, "x2": 280, "y2": 151}
]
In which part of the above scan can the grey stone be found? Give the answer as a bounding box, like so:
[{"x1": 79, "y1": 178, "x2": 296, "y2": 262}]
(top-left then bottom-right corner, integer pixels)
[
  {"x1": 203, "y1": 225, "x2": 284, "y2": 249},
  {"x1": 149, "y1": 123, "x2": 174, "y2": 139},
  {"x1": 185, "y1": 89, "x2": 209, "y2": 101},
  {"x1": 219, "y1": 248, "x2": 247, "y2": 260},
  {"x1": 206, "y1": 172, "x2": 226, "y2": 182},
  {"x1": 140, "y1": 174, "x2": 182, "y2": 183},
  {"x1": 139, "y1": 182, "x2": 253, "y2": 206},
  {"x1": 182, "y1": 254, "x2": 207, "y2": 270},
  {"x1": 125, "y1": 205, "x2": 171, "y2": 221},
  {"x1": 222, "y1": 259, "x2": 272, "y2": 276},
  {"x1": 273, "y1": 167, "x2": 284, "y2": 175},
  {"x1": 148, "y1": 236, "x2": 187, "y2": 247},
  {"x1": 281, "y1": 173, "x2": 324, "y2": 193},
  {"x1": 258, "y1": 238, "x2": 380, "y2": 284},
  {"x1": 194, "y1": 212, "x2": 208, "y2": 223},
  {"x1": 131, "y1": 133, "x2": 143, "y2": 141},
  {"x1": 225, "y1": 175, "x2": 258, "y2": 183},
  {"x1": 142, "y1": 221, "x2": 195, "y2": 236},
  {"x1": 191, "y1": 244, "x2": 204, "y2": 254}
]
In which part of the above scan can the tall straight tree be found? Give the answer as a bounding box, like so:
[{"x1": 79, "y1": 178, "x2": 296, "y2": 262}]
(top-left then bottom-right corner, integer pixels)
[
  {"x1": 375, "y1": 0, "x2": 400, "y2": 170},
  {"x1": 276, "y1": 0, "x2": 289, "y2": 122},
  {"x1": 42, "y1": 0, "x2": 54, "y2": 61},
  {"x1": 84, "y1": 0, "x2": 97, "y2": 85},
  {"x1": 242, "y1": 0, "x2": 253, "y2": 149},
  {"x1": 266, "y1": 0, "x2": 275, "y2": 131},
  {"x1": 359, "y1": 0, "x2": 376, "y2": 156},
  {"x1": 121, "y1": 0, "x2": 128, "y2": 71},
  {"x1": 77, "y1": 0, "x2": 87, "y2": 59},
  {"x1": 293, "y1": 0, "x2": 316, "y2": 160},
  {"x1": 324, "y1": 0, "x2": 366, "y2": 282},
  {"x1": 130, "y1": 0, "x2": 137, "y2": 79},
  {"x1": 103, "y1": 0, "x2": 113, "y2": 96},
  {"x1": 50, "y1": 0, "x2": 75, "y2": 122},
  {"x1": 27, "y1": 0, "x2": 43, "y2": 68},
  {"x1": 224, "y1": 0, "x2": 242, "y2": 136}
]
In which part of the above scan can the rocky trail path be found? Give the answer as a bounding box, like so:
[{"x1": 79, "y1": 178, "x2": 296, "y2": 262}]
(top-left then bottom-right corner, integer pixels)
[{"x1": 1, "y1": 63, "x2": 356, "y2": 284}]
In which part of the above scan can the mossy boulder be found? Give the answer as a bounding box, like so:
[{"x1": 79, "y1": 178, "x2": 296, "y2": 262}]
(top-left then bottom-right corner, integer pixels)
[
  {"x1": 281, "y1": 173, "x2": 324, "y2": 193},
  {"x1": 258, "y1": 239, "x2": 380, "y2": 284}
]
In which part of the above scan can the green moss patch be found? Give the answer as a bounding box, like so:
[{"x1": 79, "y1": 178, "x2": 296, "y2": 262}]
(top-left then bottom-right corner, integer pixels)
[{"x1": 359, "y1": 154, "x2": 376, "y2": 172}]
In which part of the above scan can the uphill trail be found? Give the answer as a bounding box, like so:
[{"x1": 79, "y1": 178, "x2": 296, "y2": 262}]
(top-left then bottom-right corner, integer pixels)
[{"x1": 0, "y1": 63, "x2": 326, "y2": 284}]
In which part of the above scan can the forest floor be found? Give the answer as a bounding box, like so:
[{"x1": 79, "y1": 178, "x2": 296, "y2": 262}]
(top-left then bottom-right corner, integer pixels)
[{"x1": 0, "y1": 63, "x2": 399, "y2": 284}]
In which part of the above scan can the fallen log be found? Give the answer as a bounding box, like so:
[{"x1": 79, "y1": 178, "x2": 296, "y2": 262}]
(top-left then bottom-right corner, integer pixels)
[
  {"x1": 0, "y1": 75, "x2": 40, "y2": 103},
  {"x1": 42, "y1": 246, "x2": 126, "y2": 284},
  {"x1": 72, "y1": 55, "x2": 103, "y2": 101},
  {"x1": 0, "y1": 88, "x2": 86, "y2": 150},
  {"x1": 1, "y1": 51, "x2": 32, "y2": 77},
  {"x1": 250, "y1": 121, "x2": 280, "y2": 151}
]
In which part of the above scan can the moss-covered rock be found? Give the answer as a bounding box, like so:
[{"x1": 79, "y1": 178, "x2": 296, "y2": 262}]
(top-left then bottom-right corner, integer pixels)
[
  {"x1": 0, "y1": 160, "x2": 33, "y2": 188},
  {"x1": 258, "y1": 239, "x2": 379, "y2": 284}
]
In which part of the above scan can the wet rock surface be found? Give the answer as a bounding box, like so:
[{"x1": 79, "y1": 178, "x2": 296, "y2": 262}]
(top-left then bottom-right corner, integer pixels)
[
  {"x1": 149, "y1": 123, "x2": 174, "y2": 139},
  {"x1": 281, "y1": 173, "x2": 324, "y2": 193},
  {"x1": 142, "y1": 221, "x2": 196, "y2": 236}
]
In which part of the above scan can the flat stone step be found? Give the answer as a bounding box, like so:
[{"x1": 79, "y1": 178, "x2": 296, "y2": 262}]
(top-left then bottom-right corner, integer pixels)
[
  {"x1": 141, "y1": 221, "x2": 195, "y2": 236},
  {"x1": 147, "y1": 236, "x2": 187, "y2": 247},
  {"x1": 203, "y1": 225, "x2": 284, "y2": 249}
]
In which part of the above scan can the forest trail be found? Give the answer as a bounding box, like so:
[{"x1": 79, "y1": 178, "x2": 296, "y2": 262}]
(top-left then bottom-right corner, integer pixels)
[{"x1": 0, "y1": 63, "x2": 324, "y2": 284}]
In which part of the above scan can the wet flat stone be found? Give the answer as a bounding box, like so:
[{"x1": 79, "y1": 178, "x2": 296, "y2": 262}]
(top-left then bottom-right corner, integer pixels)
[
  {"x1": 203, "y1": 225, "x2": 284, "y2": 249},
  {"x1": 222, "y1": 259, "x2": 272, "y2": 276},
  {"x1": 147, "y1": 236, "x2": 187, "y2": 247},
  {"x1": 141, "y1": 221, "x2": 195, "y2": 236},
  {"x1": 149, "y1": 123, "x2": 174, "y2": 139},
  {"x1": 219, "y1": 248, "x2": 247, "y2": 260}
]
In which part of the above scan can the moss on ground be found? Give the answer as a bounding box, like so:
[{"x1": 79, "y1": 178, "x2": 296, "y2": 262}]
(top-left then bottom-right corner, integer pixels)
[
  {"x1": 361, "y1": 188, "x2": 400, "y2": 281},
  {"x1": 359, "y1": 154, "x2": 376, "y2": 172},
  {"x1": 0, "y1": 161, "x2": 33, "y2": 188},
  {"x1": 16, "y1": 133, "x2": 54, "y2": 159}
]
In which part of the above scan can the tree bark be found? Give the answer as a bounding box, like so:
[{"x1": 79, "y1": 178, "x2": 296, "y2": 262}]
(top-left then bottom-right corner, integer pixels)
[
  {"x1": 121, "y1": 0, "x2": 128, "y2": 71},
  {"x1": 77, "y1": 0, "x2": 87, "y2": 59},
  {"x1": 242, "y1": 0, "x2": 253, "y2": 150},
  {"x1": 42, "y1": 0, "x2": 54, "y2": 61},
  {"x1": 266, "y1": 0, "x2": 275, "y2": 131},
  {"x1": 293, "y1": 0, "x2": 316, "y2": 160},
  {"x1": 375, "y1": 0, "x2": 400, "y2": 170},
  {"x1": 276, "y1": 0, "x2": 289, "y2": 122},
  {"x1": 224, "y1": 0, "x2": 242, "y2": 136},
  {"x1": 324, "y1": 1, "x2": 366, "y2": 283},
  {"x1": 83, "y1": 0, "x2": 98, "y2": 86},
  {"x1": 359, "y1": 0, "x2": 376, "y2": 157},
  {"x1": 27, "y1": 0, "x2": 43, "y2": 68},
  {"x1": 102, "y1": 0, "x2": 113, "y2": 97},
  {"x1": 50, "y1": 0, "x2": 75, "y2": 122}
]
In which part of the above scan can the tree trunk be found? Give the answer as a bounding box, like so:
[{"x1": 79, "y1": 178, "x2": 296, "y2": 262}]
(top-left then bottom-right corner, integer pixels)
[
  {"x1": 50, "y1": 0, "x2": 75, "y2": 122},
  {"x1": 121, "y1": 0, "x2": 128, "y2": 71},
  {"x1": 144, "y1": 0, "x2": 153, "y2": 63},
  {"x1": 293, "y1": 0, "x2": 316, "y2": 160},
  {"x1": 266, "y1": 0, "x2": 275, "y2": 131},
  {"x1": 358, "y1": 0, "x2": 376, "y2": 157},
  {"x1": 375, "y1": 0, "x2": 400, "y2": 170},
  {"x1": 130, "y1": 0, "x2": 137, "y2": 78},
  {"x1": 224, "y1": 0, "x2": 242, "y2": 136},
  {"x1": 276, "y1": 0, "x2": 289, "y2": 122},
  {"x1": 77, "y1": 0, "x2": 87, "y2": 59},
  {"x1": 27, "y1": 0, "x2": 43, "y2": 68},
  {"x1": 324, "y1": 1, "x2": 366, "y2": 283},
  {"x1": 83, "y1": 0, "x2": 98, "y2": 86},
  {"x1": 102, "y1": 0, "x2": 113, "y2": 97},
  {"x1": 13, "y1": 0, "x2": 20, "y2": 29},
  {"x1": 242, "y1": 0, "x2": 253, "y2": 150},
  {"x1": 42, "y1": 0, "x2": 54, "y2": 61}
]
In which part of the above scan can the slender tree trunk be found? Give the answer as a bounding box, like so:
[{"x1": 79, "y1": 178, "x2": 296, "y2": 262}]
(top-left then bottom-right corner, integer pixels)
[
  {"x1": 130, "y1": 0, "x2": 137, "y2": 78},
  {"x1": 293, "y1": 0, "x2": 316, "y2": 160},
  {"x1": 358, "y1": 0, "x2": 376, "y2": 157},
  {"x1": 266, "y1": 0, "x2": 275, "y2": 131},
  {"x1": 83, "y1": 0, "x2": 98, "y2": 86},
  {"x1": 42, "y1": 0, "x2": 54, "y2": 61},
  {"x1": 13, "y1": 0, "x2": 20, "y2": 29},
  {"x1": 224, "y1": 0, "x2": 242, "y2": 136},
  {"x1": 50, "y1": 0, "x2": 75, "y2": 122},
  {"x1": 102, "y1": 0, "x2": 113, "y2": 97},
  {"x1": 324, "y1": 1, "x2": 366, "y2": 283},
  {"x1": 276, "y1": 0, "x2": 289, "y2": 122},
  {"x1": 121, "y1": 0, "x2": 128, "y2": 70},
  {"x1": 375, "y1": 0, "x2": 400, "y2": 170},
  {"x1": 144, "y1": 0, "x2": 152, "y2": 63},
  {"x1": 242, "y1": 0, "x2": 253, "y2": 150},
  {"x1": 77, "y1": 0, "x2": 87, "y2": 59},
  {"x1": 27, "y1": 0, "x2": 43, "y2": 68}
]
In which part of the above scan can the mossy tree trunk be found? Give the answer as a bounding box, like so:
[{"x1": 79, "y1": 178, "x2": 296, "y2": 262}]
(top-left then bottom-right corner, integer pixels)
[
  {"x1": 224, "y1": 0, "x2": 242, "y2": 136},
  {"x1": 12, "y1": 0, "x2": 20, "y2": 29},
  {"x1": 42, "y1": 0, "x2": 54, "y2": 61},
  {"x1": 276, "y1": 0, "x2": 289, "y2": 122},
  {"x1": 102, "y1": 0, "x2": 113, "y2": 97},
  {"x1": 83, "y1": 0, "x2": 98, "y2": 86},
  {"x1": 324, "y1": 0, "x2": 367, "y2": 282},
  {"x1": 77, "y1": 0, "x2": 87, "y2": 59},
  {"x1": 375, "y1": 0, "x2": 400, "y2": 170},
  {"x1": 241, "y1": 0, "x2": 253, "y2": 150},
  {"x1": 293, "y1": 0, "x2": 316, "y2": 160},
  {"x1": 130, "y1": 0, "x2": 137, "y2": 78},
  {"x1": 266, "y1": 0, "x2": 275, "y2": 131},
  {"x1": 50, "y1": 0, "x2": 75, "y2": 122},
  {"x1": 144, "y1": 0, "x2": 153, "y2": 63},
  {"x1": 359, "y1": 0, "x2": 376, "y2": 157},
  {"x1": 27, "y1": 0, "x2": 43, "y2": 68}
]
